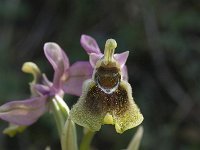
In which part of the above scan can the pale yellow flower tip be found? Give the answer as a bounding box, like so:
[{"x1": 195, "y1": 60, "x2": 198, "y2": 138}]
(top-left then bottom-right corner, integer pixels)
[
  {"x1": 104, "y1": 39, "x2": 117, "y2": 65},
  {"x1": 22, "y1": 62, "x2": 41, "y2": 83},
  {"x1": 114, "y1": 107, "x2": 144, "y2": 134},
  {"x1": 103, "y1": 113, "x2": 114, "y2": 125},
  {"x1": 105, "y1": 39, "x2": 117, "y2": 50},
  {"x1": 3, "y1": 124, "x2": 26, "y2": 137},
  {"x1": 115, "y1": 111, "x2": 144, "y2": 134}
]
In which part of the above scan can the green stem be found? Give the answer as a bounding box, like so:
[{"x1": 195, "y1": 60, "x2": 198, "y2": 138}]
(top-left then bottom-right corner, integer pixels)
[
  {"x1": 55, "y1": 95, "x2": 70, "y2": 118},
  {"x1": 80, "y1": 129, "x2": 95, "y2": 150},
  {"x1": 61, "y1": 118, "x2": 78, "y2": 150},
  {"x1": 50, "y1": 95, "x2": 70, "y2": 137},
  {"x1": 127, "y1": 126, "x2": 144, "y2": 150},
  {"x1": 50, "y1": 95, "x2": 78, "y2": 150},
  {"x1": 51, "y1": 98, "x2": 65, "y2": 137}
]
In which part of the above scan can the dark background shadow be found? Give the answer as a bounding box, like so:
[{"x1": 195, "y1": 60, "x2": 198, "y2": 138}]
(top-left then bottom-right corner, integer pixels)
[{"x1": 0, "y1": 0, "x2": 200, "y2": 149}]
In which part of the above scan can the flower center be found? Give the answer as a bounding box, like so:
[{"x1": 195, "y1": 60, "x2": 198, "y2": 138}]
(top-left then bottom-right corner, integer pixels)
[
  {"x1": 95, "y1": 66, "x2": 121, "y2": 94},
  {"x1": 94, "y1": 39, "x2": 122, "y2": 94}
]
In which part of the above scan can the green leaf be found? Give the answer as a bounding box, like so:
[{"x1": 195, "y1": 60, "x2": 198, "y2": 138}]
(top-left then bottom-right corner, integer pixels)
[
  {"x1": 61, "y1": 118, "x2": 78, "y2": 150},
  {"x1": 80, "y1": 128, "x2": 95, "y2": 150},
  {"x1": 127, "y1": 126, "x2": 144, "y2": 150}
]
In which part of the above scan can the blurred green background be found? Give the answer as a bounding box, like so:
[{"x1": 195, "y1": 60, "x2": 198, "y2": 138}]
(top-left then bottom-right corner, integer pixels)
[{"x1": 0, "y1": 0, "x2": 200, "y2": 150}]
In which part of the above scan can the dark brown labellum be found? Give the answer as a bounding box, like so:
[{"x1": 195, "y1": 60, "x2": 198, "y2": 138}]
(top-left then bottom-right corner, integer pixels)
[{"x1": 85, "y1": 84, "x2": 129, "y2": 115}]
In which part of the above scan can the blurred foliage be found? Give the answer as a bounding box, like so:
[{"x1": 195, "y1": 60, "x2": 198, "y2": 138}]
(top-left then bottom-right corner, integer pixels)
[{"x1": 0, "y1": 0, "x2": 200, "y2": 150}]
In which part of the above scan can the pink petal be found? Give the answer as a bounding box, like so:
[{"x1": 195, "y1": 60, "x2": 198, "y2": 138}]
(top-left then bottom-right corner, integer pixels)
[
  {"x1": 41, "y1": 74, "x2": 52, "y2": 87},
  {"x1": 63, "y1": 77, "x2": 88, "y2": 96},
  {"x1": 69, "y1": 61, "x2": 93, "y2": 76},
  {"x1": 44, "y1": 43, "x2": 69, "y2": 71},
  {"x1": 121, "y1": 65, "x2": 128, "y2": 81},
  {"x1": 114, "y1": 51, "x2": 129, "y2": 68},
  {"x1": 0, "y1": 96, "x2": 47, "y2": 126},
  {"x1": 80, "y1": 34, "x2": 101, "y2": 54},
  {"x1": 34, "y1": 84, "x2": 50, "y2": 95},
  {"x1": 63, "y1": 61, "x2": 93, "y2": 96},
  {"x1": 44, "y1": 42, "x2": 70, "y2": 88},
  {"x1": 89, "y1": 53, "x2": 103, "y2": 68}
]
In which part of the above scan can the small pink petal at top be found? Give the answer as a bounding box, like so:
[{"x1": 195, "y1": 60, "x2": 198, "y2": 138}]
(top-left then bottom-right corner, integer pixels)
[
  {"x1": 89, "y1": 53, "x2": 103, "y2": 68},
  {"x1": 44, "y1": 42, "x2": 70, "y2": 88},
  {"x1": 80, "y1": 34, "x2": 101, "y2": 54},
  {"x1": 44, "y1": 42, "x2": 69, "y2": 72},
  {"x1": 114, "y1": 51, "x2": 129, "y2": 68}
]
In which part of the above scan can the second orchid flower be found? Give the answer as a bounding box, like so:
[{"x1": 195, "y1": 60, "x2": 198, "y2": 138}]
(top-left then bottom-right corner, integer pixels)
[{"x1": 0, "y1": 43, "x2": 93, "y2": 135}]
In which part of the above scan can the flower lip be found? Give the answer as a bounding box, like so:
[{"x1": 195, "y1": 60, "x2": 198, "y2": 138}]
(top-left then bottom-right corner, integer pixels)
[{"x1": 70, "y1": 79, "x2": 144, "y2": 133}]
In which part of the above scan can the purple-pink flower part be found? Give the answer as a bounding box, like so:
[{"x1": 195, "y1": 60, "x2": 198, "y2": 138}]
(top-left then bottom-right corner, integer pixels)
[
  {"x1": 80, "y1": 34, "x2": 129, "y2": 81},
  {"x1": 0, "y1": 42, "x2": 93, "y2": 126}
]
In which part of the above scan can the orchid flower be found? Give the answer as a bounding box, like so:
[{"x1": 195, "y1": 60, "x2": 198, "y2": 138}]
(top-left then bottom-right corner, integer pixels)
[
  {"x1": 80, "y1": 34, "x2": 129, "y2": 81},
  {"x1": 71, "y1": 38, "x2": 143, "y2": 133},
  {"x1": 0, "y1": 43, "x2": 92, "y2": 135}
]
